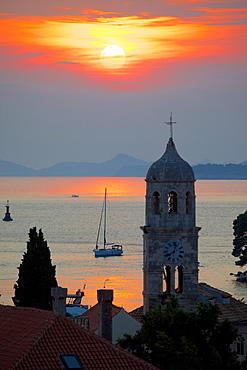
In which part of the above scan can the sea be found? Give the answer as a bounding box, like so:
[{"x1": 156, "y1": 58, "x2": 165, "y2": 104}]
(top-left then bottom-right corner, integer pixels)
[{"x1": 0, "y1": 178, "x2": 246, "y2": 312}]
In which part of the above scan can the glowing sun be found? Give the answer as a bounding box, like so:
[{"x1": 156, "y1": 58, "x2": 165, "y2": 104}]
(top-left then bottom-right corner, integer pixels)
[{"x1": 100, "y1": 45, "x2": 126, "y2": 69}]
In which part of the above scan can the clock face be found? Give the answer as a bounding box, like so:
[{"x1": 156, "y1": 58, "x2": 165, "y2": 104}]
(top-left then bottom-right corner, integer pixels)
[{"x1": 163, "y1": 241, "x2": 185, "y2": 263}]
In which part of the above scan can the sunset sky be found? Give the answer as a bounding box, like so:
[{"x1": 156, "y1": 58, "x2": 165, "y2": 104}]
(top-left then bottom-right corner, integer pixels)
[{"x1": 1, "y1": 0, "x2": 247, "y2": 169}]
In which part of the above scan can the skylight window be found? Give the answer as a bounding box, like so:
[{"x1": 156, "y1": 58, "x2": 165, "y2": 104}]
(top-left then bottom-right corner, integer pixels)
[{"x1": 59, "y1": 354, "x2": 84, "y2": 369}]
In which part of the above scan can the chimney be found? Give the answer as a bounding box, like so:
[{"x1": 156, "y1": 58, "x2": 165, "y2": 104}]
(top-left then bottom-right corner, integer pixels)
[
  {"x1": 97, "y1": 289, "x2": 113, "y2": 342},
  {"x1": 51, "y1": 287, "x2": 67, "y2": 316}
]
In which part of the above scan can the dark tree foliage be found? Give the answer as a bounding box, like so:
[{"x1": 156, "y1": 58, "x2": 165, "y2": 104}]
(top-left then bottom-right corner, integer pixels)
[
  {"x1": 232, "y1": 210, "x2": 247, "y2": 267},
  {"x1": 118, "y1": 296, "x2": 243, "y2": 370},
  {"x1": 13, "y1": 227, "x2": 58, "y2": 310}
]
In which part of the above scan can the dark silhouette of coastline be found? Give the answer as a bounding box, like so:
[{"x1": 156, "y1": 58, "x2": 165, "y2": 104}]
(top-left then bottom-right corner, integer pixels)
[{"x1": 0, "y1": 155, "x2": 246, "y2": 179}]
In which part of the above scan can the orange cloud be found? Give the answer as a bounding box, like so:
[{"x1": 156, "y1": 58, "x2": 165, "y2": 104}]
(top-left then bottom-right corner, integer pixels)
[
  {"x1": 82, "y1": 9, "x2": 122, "y2": 16},
  {"x1": 1, "y1": 8, "x2": 246, "y2": 89},
  {"x1": 165, "y1": 0, "x2": 246, "y2": 4},
  {"x1": 190, "y1": 7, "x2": 247, "y2": 24}
]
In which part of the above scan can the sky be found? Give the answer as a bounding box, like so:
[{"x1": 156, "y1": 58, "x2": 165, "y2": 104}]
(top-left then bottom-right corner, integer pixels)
[{"x1": 0, "y1": 0, "x2": 247, "y2": 169}]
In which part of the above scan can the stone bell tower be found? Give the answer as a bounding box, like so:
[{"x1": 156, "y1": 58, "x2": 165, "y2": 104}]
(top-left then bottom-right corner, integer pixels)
[{"x1": 142, "y1": 116, "x2": 201, "y2": 313}]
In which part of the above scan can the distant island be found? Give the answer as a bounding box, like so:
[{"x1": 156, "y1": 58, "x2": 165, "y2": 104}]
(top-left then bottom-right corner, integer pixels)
[{"x1": 0, "y1": 154, "x2": 247, "y2": 179}]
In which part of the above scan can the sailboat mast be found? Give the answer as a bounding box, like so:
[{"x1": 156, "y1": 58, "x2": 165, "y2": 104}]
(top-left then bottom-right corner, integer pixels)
[
  {"x1": 104, "y1": 188, "x2": 107, "y2": 249},
  {"x1": 95, "y1": 200, "x2": 104, "y2": 248}
]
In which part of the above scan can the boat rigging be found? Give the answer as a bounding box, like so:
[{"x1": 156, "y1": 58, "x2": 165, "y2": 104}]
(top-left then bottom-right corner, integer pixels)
[{"x1": 93, "y1": 189, "x2": 123, "y2": 258}]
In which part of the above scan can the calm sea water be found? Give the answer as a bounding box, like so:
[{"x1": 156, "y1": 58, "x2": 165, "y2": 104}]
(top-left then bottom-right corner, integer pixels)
[{"x1": 0, "y1": 178, "x2": 246, "y2": 311}]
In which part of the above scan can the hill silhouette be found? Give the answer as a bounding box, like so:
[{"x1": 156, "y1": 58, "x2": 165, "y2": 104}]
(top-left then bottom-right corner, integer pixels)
[{"x1": 0, "y1": 155, "x2": 246, "y2": 179}]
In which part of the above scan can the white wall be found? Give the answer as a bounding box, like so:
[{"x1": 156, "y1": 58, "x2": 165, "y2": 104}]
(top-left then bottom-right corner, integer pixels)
[{"x1": 112, "y1": 308, "x2": 141, "y2": 344}]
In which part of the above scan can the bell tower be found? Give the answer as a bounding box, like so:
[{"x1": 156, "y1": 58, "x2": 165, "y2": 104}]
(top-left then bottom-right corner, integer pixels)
[{"x1": 142, "y1": 116, "x2": 201, "y2": 313}]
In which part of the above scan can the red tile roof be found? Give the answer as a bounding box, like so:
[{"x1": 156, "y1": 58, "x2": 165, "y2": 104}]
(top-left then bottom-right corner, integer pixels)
[
  {"x1": 214, "y1": 297, "x2": 247, "y2": 323},
  {"x1": 129, "y1": 283, "x2": 247, "y2": 325},
  {"x1": 199, "y1": 282, "x2": 231, "y2": 299},
  {"x1": 129, "y1": 306, "x2": 144, "y2": 322},
  {"x1": 198, "y1": 283, "x2": 247, "y2": 324},
  {"x1": 79, "y1": 303, "x2": 122, "y2": 332},
  {"x1": 0, "y1": 305, "x2": 158, "y2": 370}
]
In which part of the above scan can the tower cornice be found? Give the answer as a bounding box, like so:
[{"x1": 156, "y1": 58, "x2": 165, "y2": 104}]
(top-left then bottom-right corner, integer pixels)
[
  {"x1": 145, "y1": 179, "x2": 196, "y2": 183},
  {"x1": 141, "y1": 226, "x2": 201, "y2": 234}
]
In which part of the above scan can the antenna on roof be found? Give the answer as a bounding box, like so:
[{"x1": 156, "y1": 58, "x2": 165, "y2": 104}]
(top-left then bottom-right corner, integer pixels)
[
  {"x1": 165, "y1": 112, "x2": 176, "y2": 139},
  {"x1": 103, "y1": 279, "x2": 109, "y2": 289}
]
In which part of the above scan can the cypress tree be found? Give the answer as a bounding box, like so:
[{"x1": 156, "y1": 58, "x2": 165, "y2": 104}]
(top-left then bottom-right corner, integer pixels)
[{"x1": 13, "y1": 227, "x2": 58, "y2": 310}]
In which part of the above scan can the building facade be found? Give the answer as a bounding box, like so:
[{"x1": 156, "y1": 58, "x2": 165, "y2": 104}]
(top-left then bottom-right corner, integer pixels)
[{"x1": 142, "y1": 136, "x2": 201, "y2": 313}]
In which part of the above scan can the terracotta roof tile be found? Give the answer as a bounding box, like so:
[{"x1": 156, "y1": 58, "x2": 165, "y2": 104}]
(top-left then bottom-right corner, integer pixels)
[
  {"x1": 199, "y1": 283, "x2": 247, "y2": 324},
  {"x1": 199, "y1": 283, "x2": 247, "y2": 325},
  {"x1": 80, "y1": 303, "x2": 122, "y2": 332},
  {"x1": 199, "y1": 282, "x2": 231, "y2": 298},
  {"x1": 129, "y1": 284, "x2": 247, "y2": 325},
  {"x1": 216, "y1": 298, "x2": 247, "y2": 323},
  {"x1": 0, "y1": 305, "x2": 158, "y2": 370},
  {"x1": 129, "y1": 306, "x2": 144, "y2": 322}
]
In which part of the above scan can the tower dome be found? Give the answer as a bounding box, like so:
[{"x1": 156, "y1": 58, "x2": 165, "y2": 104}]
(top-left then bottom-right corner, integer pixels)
[{"x1": 146, "y1": 137, "x2": 195, "y2": 182}]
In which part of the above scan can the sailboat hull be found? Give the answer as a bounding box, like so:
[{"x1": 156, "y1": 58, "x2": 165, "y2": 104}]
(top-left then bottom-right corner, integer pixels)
[{"x1": 94, "y1": 245, "x2": 123, "y2": 257}]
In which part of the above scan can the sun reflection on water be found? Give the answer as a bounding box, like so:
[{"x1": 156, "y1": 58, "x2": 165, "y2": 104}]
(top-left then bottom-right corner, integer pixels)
[{"x1": 0, "y1": 179, "x2": 246, "y2": 310}]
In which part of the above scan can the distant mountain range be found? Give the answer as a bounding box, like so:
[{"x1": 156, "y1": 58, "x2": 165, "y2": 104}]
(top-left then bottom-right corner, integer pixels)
[{"x1": 0, "y1": 154, "x2": 247, "y2": 179}]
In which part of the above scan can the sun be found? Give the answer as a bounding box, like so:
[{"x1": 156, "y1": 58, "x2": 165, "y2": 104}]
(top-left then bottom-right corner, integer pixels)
[{"x1": 100, "y1": 45, "x2": 126, "y2": 69}]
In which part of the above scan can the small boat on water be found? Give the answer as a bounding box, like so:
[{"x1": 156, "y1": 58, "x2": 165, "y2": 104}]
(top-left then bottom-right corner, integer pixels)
[
  {"x1": 93, "y1": 189, "x2": 123, "y2": 258},
  {"x1": 230, "y1": 271, "x2": 247, "y2": 283},
  {"x1": 71, "y1": 194, "x2": 79, "y2": 197},
  {"x1": 237, "y1": 275, "x2": 247, "y2": 283}
]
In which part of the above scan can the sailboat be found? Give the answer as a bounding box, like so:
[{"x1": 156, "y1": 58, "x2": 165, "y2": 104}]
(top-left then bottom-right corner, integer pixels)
[{"x1": 93, "y1": 189, "x2": 123, "y2": 258}]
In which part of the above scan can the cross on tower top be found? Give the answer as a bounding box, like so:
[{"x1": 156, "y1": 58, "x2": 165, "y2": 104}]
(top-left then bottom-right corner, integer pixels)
[{"x1": 165, "y1": 113, "x2": 176, "y2": 139}]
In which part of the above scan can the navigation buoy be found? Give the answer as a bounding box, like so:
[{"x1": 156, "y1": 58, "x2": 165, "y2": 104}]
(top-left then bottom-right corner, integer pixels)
[{"x1": 3, "y1": 200, "x2": 13, "y2": 221}]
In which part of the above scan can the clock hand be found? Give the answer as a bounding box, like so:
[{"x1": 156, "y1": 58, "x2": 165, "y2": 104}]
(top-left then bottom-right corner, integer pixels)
[{"x1": 165, "y1": 247, "x2": 175, "y2": 257}]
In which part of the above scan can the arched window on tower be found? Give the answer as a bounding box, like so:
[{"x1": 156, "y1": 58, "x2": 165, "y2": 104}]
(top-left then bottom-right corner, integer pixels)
[
  {"x1": 164, "y1": 265, "x2": 183, "y2": 294},
  {"x1": 186, "y1": 191, "x2": 191, "y2": 214},
  {"x1": 168, "y1": 191, "x2": 177, "y2": 213},
  {"x1": 176, "y1": 266, "x2": 184, "y2": 293},
  {"x1": 152, "y1": 191, "x2": 160, "y2": 214},
  {"x1": 163, "y1": 266, "x2": 171, "y2": 293}
]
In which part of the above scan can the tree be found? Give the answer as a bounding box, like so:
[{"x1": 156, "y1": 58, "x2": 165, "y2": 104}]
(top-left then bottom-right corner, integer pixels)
[
  {"x1": 13, "y1": 227, "x2": 58, "y2": 310},
  {"x1": 232, "y1": 210, "x2": 247, "y2": 267},
  {"x1": 118, "y1": 296, "x2": 242, "y2": 370}
]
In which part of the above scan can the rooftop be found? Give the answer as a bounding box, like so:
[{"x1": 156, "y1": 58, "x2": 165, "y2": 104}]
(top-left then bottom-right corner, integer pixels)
[
  {"x1": 129, "y1": 283, "x2": 247, "y2": 324},
  {"x1": 199, "y1": 283, "x2": 247, "y2": 324},
  {"x1": 146, "y1": 137, "x2": 195, "y2": 182},
  {"x1": 79, "y1": 303, "x2": 122, "y2": 332},
  {"x1": 0, "y1": 305, "x2": 158, "y2": 370}
]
